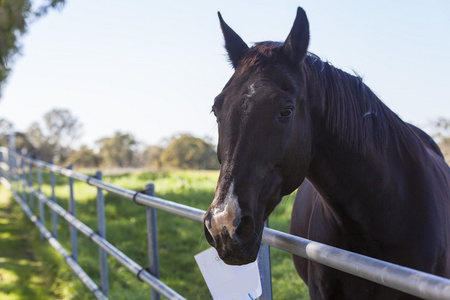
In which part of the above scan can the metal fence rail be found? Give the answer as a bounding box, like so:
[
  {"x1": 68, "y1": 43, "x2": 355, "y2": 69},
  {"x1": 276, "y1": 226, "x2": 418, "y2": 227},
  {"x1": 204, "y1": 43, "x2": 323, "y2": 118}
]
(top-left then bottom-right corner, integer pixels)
[
  {"x1": 2, "y1": 147, "x2": 450, "y2": 300},
  {"x1": 1, "y1": 148, "x2": 186, "y2": 300},
  {"x1": 0, "y1": 177, "x2": 107, "y2": 300},
  {"x1": 14, "y1": 175, "x2": 185, "y2": 300}
]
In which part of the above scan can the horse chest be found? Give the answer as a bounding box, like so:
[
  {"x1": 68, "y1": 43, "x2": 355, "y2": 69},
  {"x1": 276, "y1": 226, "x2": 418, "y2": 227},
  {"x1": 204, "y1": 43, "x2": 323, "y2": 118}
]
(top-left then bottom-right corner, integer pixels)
[{"x1": 304, "y1": 200, "x2": 428, "y2": 300}]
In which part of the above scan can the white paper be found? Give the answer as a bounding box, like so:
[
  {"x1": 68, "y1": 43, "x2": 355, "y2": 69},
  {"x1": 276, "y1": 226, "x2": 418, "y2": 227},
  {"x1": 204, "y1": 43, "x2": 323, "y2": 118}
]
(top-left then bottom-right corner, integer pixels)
[{"x1": 195, "y1": 247, "x2": 262, "y2": 300}]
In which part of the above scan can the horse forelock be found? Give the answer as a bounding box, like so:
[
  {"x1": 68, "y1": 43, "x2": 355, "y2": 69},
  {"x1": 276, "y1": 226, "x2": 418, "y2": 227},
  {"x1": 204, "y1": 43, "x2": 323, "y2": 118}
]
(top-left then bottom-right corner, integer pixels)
[{"x1": 238, "y1": 42, "x2": 283, "y2": 73}]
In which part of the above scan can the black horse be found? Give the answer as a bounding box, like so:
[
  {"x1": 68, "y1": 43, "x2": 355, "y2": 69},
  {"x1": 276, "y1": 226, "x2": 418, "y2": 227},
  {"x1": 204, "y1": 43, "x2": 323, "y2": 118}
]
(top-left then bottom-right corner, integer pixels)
[{"x1": 203, "y1": 7, "x2": 450, "y2": 299}]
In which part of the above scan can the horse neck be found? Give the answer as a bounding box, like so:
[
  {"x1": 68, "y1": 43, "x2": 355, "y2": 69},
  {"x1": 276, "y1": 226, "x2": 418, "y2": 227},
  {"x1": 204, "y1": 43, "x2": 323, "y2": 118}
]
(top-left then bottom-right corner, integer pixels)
[{"x1": 302, "y1": 55, "x2": 424, "y2": 209}]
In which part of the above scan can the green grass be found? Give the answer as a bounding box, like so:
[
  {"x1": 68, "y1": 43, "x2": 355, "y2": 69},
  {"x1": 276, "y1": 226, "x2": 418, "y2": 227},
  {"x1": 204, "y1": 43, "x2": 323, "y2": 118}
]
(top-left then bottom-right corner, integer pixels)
[
  {"x1": 1, "y1": 170, "x2": 309, "y2": 299},
  {"x1": 0, "y1": 186, "x2": 65, "y2": 299}
]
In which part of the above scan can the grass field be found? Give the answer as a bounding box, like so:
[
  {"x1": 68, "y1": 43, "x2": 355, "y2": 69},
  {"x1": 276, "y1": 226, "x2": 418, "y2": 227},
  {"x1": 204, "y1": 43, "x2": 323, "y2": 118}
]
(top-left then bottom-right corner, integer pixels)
[
  {"x1": 0, "y1": 170, "x2": 309, "y2": 299},
  {"x1": 0, "y1": 186, "x2": 62, "y2": 299}
]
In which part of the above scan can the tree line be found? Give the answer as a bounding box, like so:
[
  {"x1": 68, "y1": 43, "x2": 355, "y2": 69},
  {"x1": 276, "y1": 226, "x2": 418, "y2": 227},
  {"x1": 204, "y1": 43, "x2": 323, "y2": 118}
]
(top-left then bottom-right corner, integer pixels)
[
  {"x1": 434, "y1": 117, "x2": 450, "y2": 165},
  {"x1": 0, "y1": 108, "x2": 219, "y2": 170},
  {"x1": 1, "y1": 108, "x2": 449, "y2": 169}
]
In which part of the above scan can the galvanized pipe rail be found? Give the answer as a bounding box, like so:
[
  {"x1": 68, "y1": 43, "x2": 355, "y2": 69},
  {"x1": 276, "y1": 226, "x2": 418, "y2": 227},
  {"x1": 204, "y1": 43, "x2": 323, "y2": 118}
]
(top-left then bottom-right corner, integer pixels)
[
  {"x1": 0, "y1": 177, "x2": 108, "y2": 300},
  {"x1": 4, "y1": 149, "x2": 450, "y2": 299},
  {"x1": 4, "y1": 170, "x2": 186, "y2": 300}
]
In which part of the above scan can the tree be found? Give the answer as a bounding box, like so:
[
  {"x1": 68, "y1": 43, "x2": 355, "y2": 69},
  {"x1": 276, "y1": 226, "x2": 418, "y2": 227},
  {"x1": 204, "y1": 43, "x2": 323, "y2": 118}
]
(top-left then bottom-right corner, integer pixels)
[
  {"x1": 137, "y1": 145, "x2": 163, "y2": 169},
  {"x1": 433, "y1": 118, "x2": 450, "y2": 164},
  {"x1": 96, "y1": 131, "x2": 137, "y2": 168},
  {"x1": 43, "y1": 108, "x2": 82, "y2": 161},
  {"x1": 0, "y1": 118, "x2": 38, "y2": 156},
  {"x1": 0, "y1": 118, "x2": 13, "y2": 134},
  {"x1": 0, "y1": 0, "x2": 66, "y2": 96},
  {"x1": 65, "y1": 145, "x2": 102, "y2": 168},
  {"x1": 159, "y1": 134, "x2": 219, "y2": 170},
  {"x1": 433, "y1": 118, "x2": 450, "y2": 141},
  {"x1": 23, "y1": 122, "x2": 52, "y2": 160},
  {"x1": 0, "y1": 109, "x2": 81, "y2": 161},
  {"x1": 0, "y1": 118, "x2": 13, "y2": 145},
  {"x1": 18, "y1": 109, "x2": 82, "y2": 162}
]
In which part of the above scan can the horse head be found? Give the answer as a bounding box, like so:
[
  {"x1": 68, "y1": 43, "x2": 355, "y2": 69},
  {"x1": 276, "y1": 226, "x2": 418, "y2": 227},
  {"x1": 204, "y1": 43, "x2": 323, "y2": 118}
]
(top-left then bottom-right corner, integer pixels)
[{"x1": 204, "y1": 7, "x2": 312, "y2": 265}]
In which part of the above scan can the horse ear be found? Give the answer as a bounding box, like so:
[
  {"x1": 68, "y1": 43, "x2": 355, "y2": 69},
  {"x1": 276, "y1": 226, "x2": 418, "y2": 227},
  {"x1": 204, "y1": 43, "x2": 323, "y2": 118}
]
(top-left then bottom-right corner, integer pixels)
[
  {"x1": 283, "y1": 7, "x2": 310, "y2": 66},
  {"x1": 218, "y1": 12, "x2": 249, "y2": 68}
]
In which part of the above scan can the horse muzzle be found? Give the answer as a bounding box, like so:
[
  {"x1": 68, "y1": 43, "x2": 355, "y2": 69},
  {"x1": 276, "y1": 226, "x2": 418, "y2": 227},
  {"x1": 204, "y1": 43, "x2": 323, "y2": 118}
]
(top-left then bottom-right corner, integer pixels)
[{"x1": 203, "y1": 210, "x2": 262, "y2": 265}]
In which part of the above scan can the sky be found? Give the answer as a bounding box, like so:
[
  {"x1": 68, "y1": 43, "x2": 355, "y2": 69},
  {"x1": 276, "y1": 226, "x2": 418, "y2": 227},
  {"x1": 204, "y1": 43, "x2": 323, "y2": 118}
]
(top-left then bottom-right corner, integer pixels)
[{"x1": 0, "y1": 0, "x2": 449, "y2": 147}]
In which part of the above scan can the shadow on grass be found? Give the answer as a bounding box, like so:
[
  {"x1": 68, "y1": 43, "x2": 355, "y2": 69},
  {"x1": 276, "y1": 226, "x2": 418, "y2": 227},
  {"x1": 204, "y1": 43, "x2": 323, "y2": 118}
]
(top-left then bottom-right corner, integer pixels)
[{"x1": 0, "y1": 191, "x2": 57, "y2": 300}]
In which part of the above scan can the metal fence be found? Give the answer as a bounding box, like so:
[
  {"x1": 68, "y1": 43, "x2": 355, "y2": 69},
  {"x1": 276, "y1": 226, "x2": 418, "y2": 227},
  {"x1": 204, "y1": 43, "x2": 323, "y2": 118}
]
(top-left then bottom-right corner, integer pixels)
[{"x1": 1, "y1": 145, "x2": 450, "y2": 300}]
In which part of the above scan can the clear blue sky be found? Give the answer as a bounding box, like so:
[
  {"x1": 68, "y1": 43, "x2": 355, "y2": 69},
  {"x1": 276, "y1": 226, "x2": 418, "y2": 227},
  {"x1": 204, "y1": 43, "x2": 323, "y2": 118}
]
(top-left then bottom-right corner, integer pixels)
[{"x1": 1, "y1": 0, "x2": 449, "y2": 147}]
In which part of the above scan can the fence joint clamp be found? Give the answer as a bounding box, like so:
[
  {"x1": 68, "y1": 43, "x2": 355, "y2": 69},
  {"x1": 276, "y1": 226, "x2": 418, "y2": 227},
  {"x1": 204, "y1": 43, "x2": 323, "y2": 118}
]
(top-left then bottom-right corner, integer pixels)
[
  {"x1": 136, "y1": 267, "x2": 151, "y2": 282},
  {"x1": 132, "y1": 190, "x2": 145, "y2": 206}
]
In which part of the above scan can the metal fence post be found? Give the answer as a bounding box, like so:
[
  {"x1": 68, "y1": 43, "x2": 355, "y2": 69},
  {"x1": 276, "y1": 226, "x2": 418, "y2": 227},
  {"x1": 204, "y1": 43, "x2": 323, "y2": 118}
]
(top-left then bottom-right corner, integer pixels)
[
  {"x1": 68, "y1": 164, "x2": 78, "y2": 262},
  {"x1": 37, "y1": 159, "x2": 45, "y2": 240},
  {"x1": 9, "y1": 131, "x2": 15, "y2": 151},
  {"x1": 145, "y1": 183, "x2": 160, "y2": 300},
  {"x1": 0, "y1": 152, "x2": 3, "y2": 178},
  {"x1": 28, "y1": 155, "x2": 34, "y2": 211},
  {"x1": 8, "y1": 142, "x2": 14, "y2": 189},
  {"x1": 258, "y1": 219, "x2": 273, "y2": 300},
  {"x1": 50, "y1": 158, "x2": 58, "y2": 239},
  {"x1": 0, "y1": 151, "x2": 5, "y2": 179},
  {"x1": 8, "y1": 133, "x2": 15, "y2": 190},
  {"x1": 21, "y1": 156, "x2": 26, "y2": 202},
  {"x1": 95, "y1": 171, "x2": 109, "y2": 294}
]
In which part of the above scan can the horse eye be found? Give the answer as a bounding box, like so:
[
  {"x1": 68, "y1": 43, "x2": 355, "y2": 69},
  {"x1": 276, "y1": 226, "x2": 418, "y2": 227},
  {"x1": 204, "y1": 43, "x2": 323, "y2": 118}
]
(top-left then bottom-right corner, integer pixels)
[{"x1": 279, "y1": 108, "x2": 293, "y2": 119}]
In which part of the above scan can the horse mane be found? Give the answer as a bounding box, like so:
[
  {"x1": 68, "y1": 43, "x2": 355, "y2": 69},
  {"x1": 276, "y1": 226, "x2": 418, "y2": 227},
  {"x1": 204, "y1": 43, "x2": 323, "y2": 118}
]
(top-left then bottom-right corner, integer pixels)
[
  {"x1": 304, "y1": 53, "x2": 426, "y2": 160},
  {"x1": 237, "y1": 42, "x2": 429, "y2": 160}
]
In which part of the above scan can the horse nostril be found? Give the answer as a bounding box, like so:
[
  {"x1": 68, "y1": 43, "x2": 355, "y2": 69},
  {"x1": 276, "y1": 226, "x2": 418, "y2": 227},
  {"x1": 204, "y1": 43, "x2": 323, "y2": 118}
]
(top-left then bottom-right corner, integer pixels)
[
  {"x1": 204, "y1": 223, "x2": 216, "y2": 247},
  {"x1": 235, "y1": 215, "x2": 255, "y2": 239}
]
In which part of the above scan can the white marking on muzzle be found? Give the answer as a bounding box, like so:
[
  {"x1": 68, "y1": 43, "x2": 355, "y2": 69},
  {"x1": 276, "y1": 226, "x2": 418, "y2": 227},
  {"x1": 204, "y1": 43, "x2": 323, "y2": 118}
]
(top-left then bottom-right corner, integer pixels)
[{"x1": 210, "y1": 181, "x2": 242, "y2": 236}]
